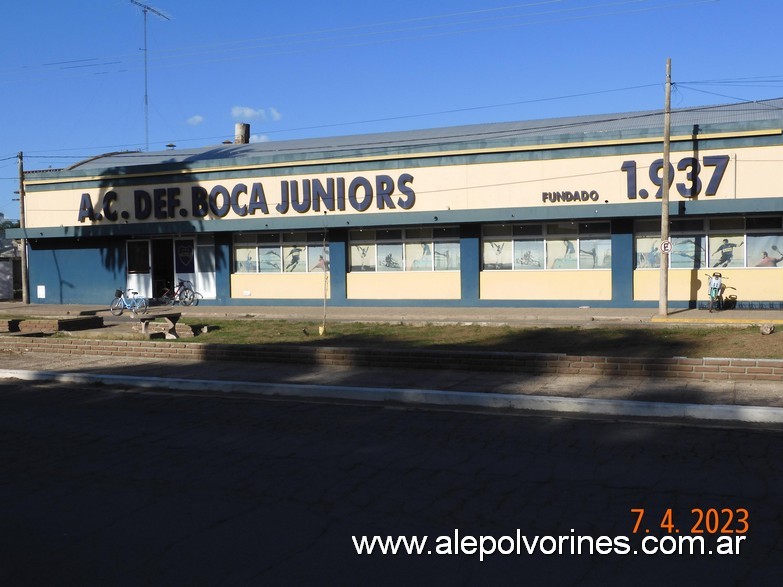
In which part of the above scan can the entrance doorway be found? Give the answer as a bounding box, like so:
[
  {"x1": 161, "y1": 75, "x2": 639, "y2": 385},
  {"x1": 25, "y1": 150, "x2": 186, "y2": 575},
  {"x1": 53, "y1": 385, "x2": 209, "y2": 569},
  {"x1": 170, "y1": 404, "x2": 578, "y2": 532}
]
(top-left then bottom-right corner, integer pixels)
[{"x1": 151, "y1": 239, "x2": 174, "y2": 299}]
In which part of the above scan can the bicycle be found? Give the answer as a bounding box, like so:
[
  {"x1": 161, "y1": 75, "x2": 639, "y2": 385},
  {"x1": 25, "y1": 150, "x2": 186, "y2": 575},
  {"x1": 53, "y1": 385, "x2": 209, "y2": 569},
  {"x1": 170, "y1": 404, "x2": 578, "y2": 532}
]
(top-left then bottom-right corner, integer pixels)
[
  {"x1": 110, "y1": 288, "x2": 149, "y2": 316},
  {"x1": 158, "y1": 279, "x2": 196, "y2": 306}
]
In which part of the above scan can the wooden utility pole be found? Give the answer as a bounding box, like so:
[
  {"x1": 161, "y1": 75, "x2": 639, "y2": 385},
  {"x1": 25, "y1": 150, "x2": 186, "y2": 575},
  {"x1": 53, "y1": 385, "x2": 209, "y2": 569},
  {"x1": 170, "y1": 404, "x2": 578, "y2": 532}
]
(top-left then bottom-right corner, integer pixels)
[
  {"x1": 17, "y1": 152, "x2": 29, "y2": 304},
  {"x1": 658, "y1": 58, "x2": 672, "y2": 317}
]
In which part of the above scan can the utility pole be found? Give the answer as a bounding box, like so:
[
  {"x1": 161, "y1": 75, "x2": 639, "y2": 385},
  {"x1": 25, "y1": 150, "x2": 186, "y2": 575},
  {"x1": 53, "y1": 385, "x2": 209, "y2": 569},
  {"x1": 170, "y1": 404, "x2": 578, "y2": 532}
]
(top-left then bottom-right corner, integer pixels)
[
  {"x1": 130, "y1": 0, "x2": 170, "y2": 151},
  {"x1": 658, "y1": 58, "x2": 672, "y2": 317},
  {"x1": 17, "y1": 152, "x2": 29, "y2": 304}
]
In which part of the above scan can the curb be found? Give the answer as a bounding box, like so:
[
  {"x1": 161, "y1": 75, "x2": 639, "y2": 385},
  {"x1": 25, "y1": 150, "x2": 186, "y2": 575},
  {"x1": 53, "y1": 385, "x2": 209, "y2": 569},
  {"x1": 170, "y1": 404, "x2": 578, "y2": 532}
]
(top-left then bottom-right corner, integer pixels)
[
  {"x1": 3, "y1": 368, "x2": 783, "y2": 425},
  {"x1": 650, "y1": 316, "x2": 783, "y2": 326}
]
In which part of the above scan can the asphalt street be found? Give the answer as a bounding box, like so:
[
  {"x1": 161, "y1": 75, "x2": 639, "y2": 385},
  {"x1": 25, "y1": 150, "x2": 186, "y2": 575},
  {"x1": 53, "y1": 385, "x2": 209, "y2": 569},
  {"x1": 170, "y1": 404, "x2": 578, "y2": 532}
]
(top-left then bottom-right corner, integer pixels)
[{"x1": 1, "y1": 379, "x2": 781, "y2": 585}]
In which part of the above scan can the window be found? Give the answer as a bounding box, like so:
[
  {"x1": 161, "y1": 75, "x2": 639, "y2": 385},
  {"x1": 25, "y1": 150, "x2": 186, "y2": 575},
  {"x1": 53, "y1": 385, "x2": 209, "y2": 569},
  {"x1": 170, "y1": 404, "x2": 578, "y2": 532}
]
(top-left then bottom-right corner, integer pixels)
[
  {"x1": 483, "y1": 225, "x2": 512, "y2": 270},
  {"x1": 635, "y1": 216, "x2": 783, "y2": 269},
  {"x1": 378, "y1": 244, "x2": 403, "y2": 271},
  {"x1": 483, "y1": 222, "x2": 611, "y2": 271},
  {"x1": 747, "y1": 216, "x2": 782, "y2": 230},
  {"x1": 513, "y1": 240, "x2": 544, "y2": 270},
  {"x1": 635, "y1": 236, "x2": 661, "y2": 268},
  {"x1": 635, "y1": 221, "x2": 705, "y2": 270},
  {"x1": 127, "y1": 241, "x2": 150, "y2": 274},
  {"x1": 671, "y1": 236, "x2": 706, "y2": 269},
  {"x1": 708, "y1": 235, "x2": 744, "y2": 268},
  {"x1": 579, "y1": 238, "x2": 611, "y2": 269},
  {"x1": 435, "y1": 242, "x2": 460, "y2": 270},
  {"x1": 709, "y1": 217, "x2": 743, "y2": 231},
  {"x1": 234, "y1": 232, "x2": 329, "y2": 273},
  {"x1": 747, "y1": 234, "x2": 783, "y2": 267},
  {"x1": 350, "y1": 230, "x2": 377, "y2": 272},
  {"x1": 348, "y1": 226, "x2": 460, "y2": 272},
  {"x1": 547, "y1": 239, "x2": 577, "y2": 269}
]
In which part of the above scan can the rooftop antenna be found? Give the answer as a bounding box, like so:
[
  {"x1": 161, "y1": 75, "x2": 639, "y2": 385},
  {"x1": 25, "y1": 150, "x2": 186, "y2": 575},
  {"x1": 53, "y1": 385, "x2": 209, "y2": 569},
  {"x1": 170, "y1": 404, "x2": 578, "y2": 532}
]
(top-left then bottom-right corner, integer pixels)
[{"x1": 130, "y1": 0, "x2": 170, "y2": 151}]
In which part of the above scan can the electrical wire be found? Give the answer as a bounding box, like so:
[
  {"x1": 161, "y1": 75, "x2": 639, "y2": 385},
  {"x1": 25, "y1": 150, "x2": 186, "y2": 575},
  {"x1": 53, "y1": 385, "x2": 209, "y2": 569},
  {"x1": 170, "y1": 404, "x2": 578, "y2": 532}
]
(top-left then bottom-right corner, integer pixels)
[
  {"x1": 21, "y1": 94, "x2": 783, "y2": 168},
  {"x1": 2, "y1": 0, "x2": 717, "y2": 82},
  {"x1": 13, "y1": 83, "x2": 783, "y2": 168},
  {"x1": 12, "y1": 81, "x2": 663, "y2": 161}
]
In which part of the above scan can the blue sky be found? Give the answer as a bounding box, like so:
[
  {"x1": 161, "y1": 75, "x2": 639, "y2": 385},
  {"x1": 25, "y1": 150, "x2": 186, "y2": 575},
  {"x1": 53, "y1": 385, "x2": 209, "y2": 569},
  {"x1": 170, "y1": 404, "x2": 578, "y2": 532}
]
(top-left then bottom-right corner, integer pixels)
[{"x1": 2, "y1": 0, "x2": 782, "y2": 220}]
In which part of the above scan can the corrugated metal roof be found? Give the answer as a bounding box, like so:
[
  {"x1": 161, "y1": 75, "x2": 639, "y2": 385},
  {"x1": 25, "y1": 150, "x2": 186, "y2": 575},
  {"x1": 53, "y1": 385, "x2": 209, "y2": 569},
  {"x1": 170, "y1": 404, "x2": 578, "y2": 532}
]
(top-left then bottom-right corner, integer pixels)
[{"x1": 52, "y1": 97, "x2": 783, "y2": 175}]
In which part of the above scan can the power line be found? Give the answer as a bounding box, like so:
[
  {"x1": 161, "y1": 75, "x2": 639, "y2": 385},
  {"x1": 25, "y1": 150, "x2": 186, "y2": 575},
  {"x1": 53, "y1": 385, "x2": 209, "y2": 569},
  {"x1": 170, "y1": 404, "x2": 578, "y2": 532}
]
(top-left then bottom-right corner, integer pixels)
[
  {"x1": 675, "y1": 85, "x2": 783, "y2": 111},
  {"x1": 17, "y1": 84, "x2": 664, "y2": 159},
  {"x1": 131, "y1": 0, "x2": 718, "y2": 76},
  {"x1": 1, "y1": 0, "x2": 716, "y2": 83},
  {"x1": 14, "y1": 78, "x2": 783, "y2": 164},
  {"x1": 23, "y1": 97, "x2": 783, "y2": 170}
]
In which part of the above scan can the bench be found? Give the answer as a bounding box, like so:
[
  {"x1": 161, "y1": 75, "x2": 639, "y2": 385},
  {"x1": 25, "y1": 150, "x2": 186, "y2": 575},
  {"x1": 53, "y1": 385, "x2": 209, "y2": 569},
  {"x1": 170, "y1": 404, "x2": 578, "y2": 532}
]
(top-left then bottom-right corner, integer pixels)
[{"x1": 138, "y1": 312, "x2": 182, "y2": 339}]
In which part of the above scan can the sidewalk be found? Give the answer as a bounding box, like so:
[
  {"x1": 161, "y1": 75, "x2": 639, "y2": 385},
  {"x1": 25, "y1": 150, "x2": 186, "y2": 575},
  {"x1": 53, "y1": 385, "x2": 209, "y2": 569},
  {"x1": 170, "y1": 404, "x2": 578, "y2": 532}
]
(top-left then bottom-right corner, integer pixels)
[
  {"x1": 1, "y1": 300, "x2": 783, "y2": 327},
  {"x1": 2, "y1": 302, "x2": 783, "y2": 425}
]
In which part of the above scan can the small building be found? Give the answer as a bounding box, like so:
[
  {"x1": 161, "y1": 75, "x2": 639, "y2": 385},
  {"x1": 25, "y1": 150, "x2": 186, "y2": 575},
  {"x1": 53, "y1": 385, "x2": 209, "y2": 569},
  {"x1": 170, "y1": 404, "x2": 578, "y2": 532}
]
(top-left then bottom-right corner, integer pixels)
[
  {"x1": 0, "y1": 216, "x2": 21, "y2": 300},
  {"x1": 8, "y1": 98, "x2": 783, "y2": 308}
]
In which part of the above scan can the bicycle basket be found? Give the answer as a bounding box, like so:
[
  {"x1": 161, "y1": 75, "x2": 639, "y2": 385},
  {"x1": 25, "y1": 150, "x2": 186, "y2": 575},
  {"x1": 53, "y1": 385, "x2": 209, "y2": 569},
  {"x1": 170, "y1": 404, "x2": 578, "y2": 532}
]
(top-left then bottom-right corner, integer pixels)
[{"x1": 114, "y1": 289, "x2": 123, "y2": 298}]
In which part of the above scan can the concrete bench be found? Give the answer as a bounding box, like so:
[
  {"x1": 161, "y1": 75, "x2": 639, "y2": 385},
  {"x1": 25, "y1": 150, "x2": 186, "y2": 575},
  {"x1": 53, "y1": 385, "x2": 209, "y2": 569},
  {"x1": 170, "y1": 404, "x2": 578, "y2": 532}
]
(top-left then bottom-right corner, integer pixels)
[
  {"x1": 138, "y1": 312, "x2": 182, "y2": 339},
  {"x1": 1, "y1": 316, "x2": 104, "y2": 334}
]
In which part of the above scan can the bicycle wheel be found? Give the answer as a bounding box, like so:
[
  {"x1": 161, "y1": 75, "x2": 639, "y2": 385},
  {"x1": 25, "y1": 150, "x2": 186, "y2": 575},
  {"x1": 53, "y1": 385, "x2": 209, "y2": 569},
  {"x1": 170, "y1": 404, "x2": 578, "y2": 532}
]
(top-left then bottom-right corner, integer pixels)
[
  {"x1": 135, "y1": 297, "x2": 149, "y2": 314},
  {"x1": 160, "y1": 294, "x2": 172, "y2": 305},
  {"x1": 180, "y1": 288, "x2": 195, "y2": 306},
  {"x1": 110, "y1": 297, "x2": 124, "y2": 316}
]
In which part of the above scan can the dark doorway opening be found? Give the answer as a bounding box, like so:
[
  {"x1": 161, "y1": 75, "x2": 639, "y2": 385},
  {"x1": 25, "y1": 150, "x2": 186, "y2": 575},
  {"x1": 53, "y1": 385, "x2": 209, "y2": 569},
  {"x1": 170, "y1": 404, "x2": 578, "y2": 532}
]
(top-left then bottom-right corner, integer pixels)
[{"x1": 151, "y1": 239, "x2": 174, "y2": 299}]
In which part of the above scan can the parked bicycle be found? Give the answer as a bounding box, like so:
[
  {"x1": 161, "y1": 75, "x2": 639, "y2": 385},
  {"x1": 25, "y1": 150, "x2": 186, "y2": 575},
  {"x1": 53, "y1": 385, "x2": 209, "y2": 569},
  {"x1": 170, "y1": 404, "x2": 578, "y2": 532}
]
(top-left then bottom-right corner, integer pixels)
[
  {"x1": 158, "y1": 279, "x2": 196, "y2": 306},
  {"x1": 110, "y1": 288, "x2": 149, "y2": 316}
]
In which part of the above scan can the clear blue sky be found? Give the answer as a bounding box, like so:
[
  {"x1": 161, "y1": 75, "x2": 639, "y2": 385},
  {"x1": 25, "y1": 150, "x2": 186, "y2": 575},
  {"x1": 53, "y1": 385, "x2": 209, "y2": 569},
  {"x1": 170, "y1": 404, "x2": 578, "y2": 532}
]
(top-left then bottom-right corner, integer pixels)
[{"x1": 2, "y1": 0, "x2": 782, "y2": 220}]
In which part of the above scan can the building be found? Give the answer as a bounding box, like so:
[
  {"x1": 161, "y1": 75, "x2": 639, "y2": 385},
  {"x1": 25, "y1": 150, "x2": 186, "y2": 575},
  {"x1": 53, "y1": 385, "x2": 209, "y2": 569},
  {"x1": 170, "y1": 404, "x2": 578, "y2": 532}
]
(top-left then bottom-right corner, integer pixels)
[
  {"x1": 9, "y1": 98, "x2": 783, "y2": 308},
  {"x1": 0, "y1": 214, "x2": 21, "y2": 300}
]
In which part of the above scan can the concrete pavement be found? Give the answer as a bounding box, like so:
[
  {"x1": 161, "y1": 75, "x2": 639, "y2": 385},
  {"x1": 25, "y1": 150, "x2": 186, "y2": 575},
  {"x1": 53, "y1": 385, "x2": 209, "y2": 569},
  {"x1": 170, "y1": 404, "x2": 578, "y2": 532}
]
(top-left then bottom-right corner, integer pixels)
[
  {"x1": 2, "y1": 300, "x2": 783, "y2": 327},
  {"x1": 1, "y1": 301, "x2": 783, "y2": 425}
]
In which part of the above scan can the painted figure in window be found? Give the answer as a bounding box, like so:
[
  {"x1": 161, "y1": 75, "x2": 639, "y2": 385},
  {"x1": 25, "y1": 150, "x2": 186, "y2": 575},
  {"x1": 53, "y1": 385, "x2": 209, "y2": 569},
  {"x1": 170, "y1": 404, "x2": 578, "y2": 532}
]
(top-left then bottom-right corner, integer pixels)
[
  {"x1": 262, "y1": 250, "x2": 281, "y2": 270},
  {"x1": 674, "y1": 238, "x2": 702, "y2": 263},
  {"x1": 489, "y1": 241, "x2": 505, "y2": 266},
  {"x1": 550, "y1": 239, "x2": 576, "y2": 269},
  {"x1": 646, "y1": 241, "x2": 660, "y2": 267},
  {"x1": 355, "y1": 245, "x2": 370, "y2": 270},
  {"x1": 314, "y1": 255, "x2": 330, "y2": 271},
  {"x1": 435, "y1": 248, "x2": 450, "y2": 269},
  {"x1": 382, "y1": 253, "x2": 400, "y2": 268},
  {"x1": 285, "y1": 246, "x2": 303, "y2": 271},
  {"x1": 580, "y1": 245, "x2": 597, "y2": 268},
  {"x1": 517, "y1": 250, "x2": 541, "y2": 267},
  {"x1": 712, "y1": 239, "x2": 743, "y2": 267},
  {"x1": 242, "y1": 251, "x2": 257, "y2": 272},
  {"x1": 637, "y1": 240, "x2": 659, "y2": 268},
  {"x1": 755, "y1": 246, "x2": 783, "y2": 267},
  {"x1": 411, "y1": 242, "x2": 432, "y2": 269}
]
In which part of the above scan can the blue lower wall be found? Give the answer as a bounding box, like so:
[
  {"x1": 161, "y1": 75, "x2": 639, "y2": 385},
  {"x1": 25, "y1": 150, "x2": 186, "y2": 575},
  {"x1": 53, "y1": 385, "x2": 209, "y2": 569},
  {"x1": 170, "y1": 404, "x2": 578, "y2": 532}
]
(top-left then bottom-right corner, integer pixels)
[{"x1": 28, "y1": 239, "x2": 125, "y2": 304}]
